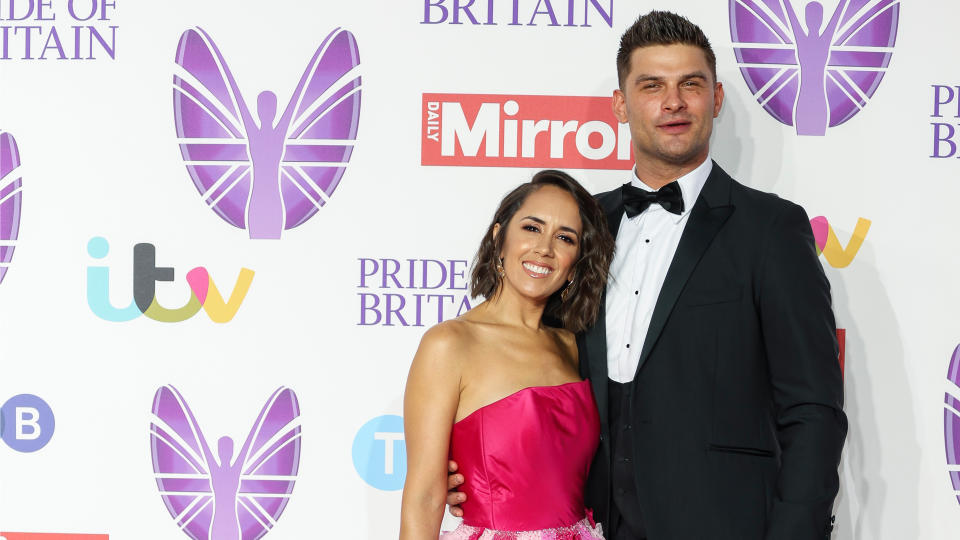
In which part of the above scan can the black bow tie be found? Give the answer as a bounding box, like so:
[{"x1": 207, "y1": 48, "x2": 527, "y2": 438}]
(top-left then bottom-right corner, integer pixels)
[{"x1": 621, "y1": 181, "x2": 684, "y2": 217}]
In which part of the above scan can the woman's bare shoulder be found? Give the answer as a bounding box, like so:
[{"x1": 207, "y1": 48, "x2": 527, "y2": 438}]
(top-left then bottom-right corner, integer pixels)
[{"x1": 414, "y1": 319, "x2": 480, "y2": 364}]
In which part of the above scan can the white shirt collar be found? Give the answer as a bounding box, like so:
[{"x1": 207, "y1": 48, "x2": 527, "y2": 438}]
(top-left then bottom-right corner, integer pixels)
[{"x1": 629, "y1": 156, "x2": 713, "y2": 222}]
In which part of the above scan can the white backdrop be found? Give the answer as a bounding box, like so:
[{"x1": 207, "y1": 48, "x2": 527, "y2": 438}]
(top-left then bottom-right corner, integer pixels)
[{"x1": 0, "y1": 1, "x2": 957, "y2": 539}]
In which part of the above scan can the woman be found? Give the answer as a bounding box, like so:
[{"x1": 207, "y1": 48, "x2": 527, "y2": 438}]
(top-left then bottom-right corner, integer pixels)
[{"x1": 400, "y1": 170, "x2": 615, "y2": 539}]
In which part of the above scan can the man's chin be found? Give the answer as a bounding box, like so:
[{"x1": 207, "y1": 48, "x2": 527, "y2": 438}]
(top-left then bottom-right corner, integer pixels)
[{"x1": 657, "y1": 146, "x2": 707, "y2": 167}]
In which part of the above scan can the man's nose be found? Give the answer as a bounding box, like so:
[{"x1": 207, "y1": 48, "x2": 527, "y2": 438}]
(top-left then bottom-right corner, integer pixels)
[{"x1": 663, "y1": 84, "x2": 686, "y2": 112}]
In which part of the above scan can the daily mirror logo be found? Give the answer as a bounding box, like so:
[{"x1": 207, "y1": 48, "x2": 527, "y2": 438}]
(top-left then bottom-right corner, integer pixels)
[
  {"x1": 422, "y1": 93, "x2": 633, "y2": 170},
  {"x1": 173, "y1": 26, "x2": 361, "y2": 239},
  {"x1": 0, "y1": 130, "x2": 22, "y2": 286},
  {"x1": 150, "y1": 385, "x2": 301, "y2": 540},
  {"x1": 945, "y1": 345, "x2": 960, "y2": 504},
  {"x1": 729, "y1": 0, "x2": 899, "y2": 136}
]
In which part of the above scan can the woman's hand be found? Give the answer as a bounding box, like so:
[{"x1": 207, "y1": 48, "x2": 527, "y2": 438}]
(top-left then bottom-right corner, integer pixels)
[{"x1": 446, "y1": 459, "x2": 466, "y2": 517}]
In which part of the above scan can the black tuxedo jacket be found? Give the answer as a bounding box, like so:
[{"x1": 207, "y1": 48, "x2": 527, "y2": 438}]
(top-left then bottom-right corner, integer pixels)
[{"x1": 577, "y1": 163, "x2": 847, "y2": 540}]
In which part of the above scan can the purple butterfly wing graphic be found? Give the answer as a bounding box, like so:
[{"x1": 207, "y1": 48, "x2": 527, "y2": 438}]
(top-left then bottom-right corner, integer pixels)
[
  {"x1": 173, "y1": 27, "x2": 361, "y2": 239},
  {"x1": 730, "y1": 0, "x2": 899, "y2": 135},
  {"x1": 236, "y1": 387, "x2": 301, "y2": 539},
  {"x1": 173, "y1": 28, "x2": 251, "y2": 231},
  {"x1": 151, "y1": 385, "x2": 216, "y2": 539},
  {"x1": 0, "y1": 131, "x2": 22, "y2": 286},
  {"x1": 945, "y1": 345, "x2": 960, "y2": 504},
  {"x1": 151, "y1": 385, "x2": 302, "y2": 540},
  {"x1": 279, "y1": 28, "x2": 361, "y2": 232}
]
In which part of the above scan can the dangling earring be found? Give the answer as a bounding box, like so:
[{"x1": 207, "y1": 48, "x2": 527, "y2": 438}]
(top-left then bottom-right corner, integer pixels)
[
  {"x1": 495, "y1": 257, "x2": 505, "y2": 278},
  {"x1": 560, "y1": 280, "x2": 573, "y2": 302}
]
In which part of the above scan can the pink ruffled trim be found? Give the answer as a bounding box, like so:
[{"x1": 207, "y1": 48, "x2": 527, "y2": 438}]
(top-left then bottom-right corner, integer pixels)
[{"x1": 440, "y1": 517, "x2": 604, "y2": 539}]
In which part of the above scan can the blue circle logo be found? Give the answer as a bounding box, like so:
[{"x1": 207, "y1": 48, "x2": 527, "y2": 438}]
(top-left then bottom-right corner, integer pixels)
[
  {"x1": 1, "y1": 394, "x2": 55, "y2": 453},
  {"x1": 352, "y1": 415, "x2": 406, "y2": 491}
]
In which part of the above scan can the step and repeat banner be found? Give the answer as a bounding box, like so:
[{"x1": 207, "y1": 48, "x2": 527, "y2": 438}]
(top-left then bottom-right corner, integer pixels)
[{"x1": 0, "y1": 0, "x2": 956, "y2": 538}]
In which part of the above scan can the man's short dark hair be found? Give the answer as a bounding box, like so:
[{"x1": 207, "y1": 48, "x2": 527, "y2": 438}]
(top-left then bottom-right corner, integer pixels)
[{"x1": 617, "y1": 10, "x2": 717, "y2": 88}]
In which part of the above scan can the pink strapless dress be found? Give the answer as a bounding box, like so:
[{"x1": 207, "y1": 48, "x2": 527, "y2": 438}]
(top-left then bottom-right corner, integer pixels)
[{"x1": 441, "y1": 380, "x2": 605, "y2": 539}]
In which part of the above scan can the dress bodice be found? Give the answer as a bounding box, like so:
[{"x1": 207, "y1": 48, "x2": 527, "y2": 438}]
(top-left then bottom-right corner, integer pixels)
[{"x1": 449, "y1": 380, "x2": 600, "y2": 532}]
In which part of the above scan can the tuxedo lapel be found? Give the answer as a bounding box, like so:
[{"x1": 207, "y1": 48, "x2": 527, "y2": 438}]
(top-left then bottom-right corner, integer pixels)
[
  {"x1": 584, "y1": 188, "x2": 626, "y2": 435},
  {"x1": 634, "y1": 163, "x2": 736, "y2": 377}
]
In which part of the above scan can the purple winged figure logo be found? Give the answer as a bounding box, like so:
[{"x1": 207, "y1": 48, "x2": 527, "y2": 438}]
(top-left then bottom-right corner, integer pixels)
[
  {"x1": 730, "y1": 0, "x2": 899, "y2": 135},
  {"x1": 945, "y1": 345, "x2": 960, "y2": 505},
  {"x1": 0, "y1": 131, "x2": 22, "y2": 286},
  {"x1": 173, "y1": 27, "x2": 361, "y2": 239},
  {"x1": 150, "y1": 385, "x2": 302, "y2": 540}
]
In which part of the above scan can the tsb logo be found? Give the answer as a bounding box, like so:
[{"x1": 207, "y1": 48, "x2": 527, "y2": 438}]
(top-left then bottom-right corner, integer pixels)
[
  {"x1": 86, "y1": 237, "x2": 254, "y2": 323},
  {"x1": 422, "y1": 93, "x2": 633, "y2": 170},
  {"x1": 0, "y1": 394, "x2": 54, "y2": 453},
  {"x1": 352, "y1": 415, "x2": 406, "y2": 491}
]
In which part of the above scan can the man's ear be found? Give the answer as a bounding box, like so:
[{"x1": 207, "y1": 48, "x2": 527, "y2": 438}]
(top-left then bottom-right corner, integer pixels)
[
  {"x1": 713, "y1": 81, "x2": 724, "y2": 118},
  {"x1": 612, "y1": 89, "x2": 628, "y2": 123}
]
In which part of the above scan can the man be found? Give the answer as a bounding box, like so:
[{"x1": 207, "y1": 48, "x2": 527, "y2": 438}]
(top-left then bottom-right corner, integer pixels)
[{"x1": 448, "y1": 10, "x2": 847, "y2": 539}]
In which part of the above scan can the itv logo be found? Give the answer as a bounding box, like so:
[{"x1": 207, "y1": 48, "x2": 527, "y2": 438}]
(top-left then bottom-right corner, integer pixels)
[
  {"x1": 86, "y1": 237, "x2": 254, "y2": 323},
  {"x1": 810, "y1": 216, "x2": 870, "y2": 268}
]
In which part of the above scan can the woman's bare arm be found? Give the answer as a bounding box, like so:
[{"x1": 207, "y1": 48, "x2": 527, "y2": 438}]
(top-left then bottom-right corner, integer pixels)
[{"x1": 400, "y1": 324, "x2": 464, "y2": 540}]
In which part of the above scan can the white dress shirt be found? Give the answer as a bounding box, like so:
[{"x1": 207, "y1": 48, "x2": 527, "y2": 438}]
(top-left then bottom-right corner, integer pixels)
[{"x1": 605, "y1": 157, "x2": 713, "y2": 383}]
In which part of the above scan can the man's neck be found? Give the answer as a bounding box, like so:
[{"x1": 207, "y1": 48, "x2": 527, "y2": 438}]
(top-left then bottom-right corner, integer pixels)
[{"x1": 633, "y1": 153, "x2": 710, "y2": 190}]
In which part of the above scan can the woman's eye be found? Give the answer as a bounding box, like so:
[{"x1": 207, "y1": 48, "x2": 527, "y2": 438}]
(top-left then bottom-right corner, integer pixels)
[
  {"x1": 558, "y1": 234, "x2": 576, "y2": 245},
  {"x1": 522, "y1": 224, "x2": 540, "y2": 233}
]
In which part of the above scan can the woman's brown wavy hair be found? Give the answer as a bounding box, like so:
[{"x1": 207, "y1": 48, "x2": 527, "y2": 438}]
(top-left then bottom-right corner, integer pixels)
[{"x1": 470, "y1": 170, "x2": 615, "y2": 334}]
